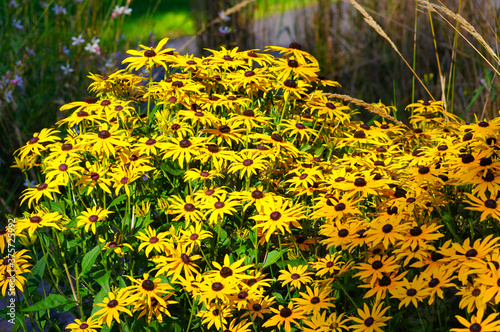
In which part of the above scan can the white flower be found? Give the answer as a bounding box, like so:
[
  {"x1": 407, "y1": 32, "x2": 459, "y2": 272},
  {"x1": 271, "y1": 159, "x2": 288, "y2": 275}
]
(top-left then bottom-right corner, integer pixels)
[
  {"x1": 71, "y1": 34, "x2": 85, "y2": 46},
  {"x1": 12, "y1": 19, "x2": 23, "y2": 30},
  {"x1": 111, "y1": 5, "x2": 132, "y2": 18},
  {"x1": 61, "y1": 64, "x2": 74, "y2": 75},
  {"x1": 52, "y1": 4, "x2": 67, "y2": 15},
  {"x1": 84, "y1": 37, "x2": 100, "y2": 55},
  {"x1": 218, "y1": 11, "x2": 230, "y2": 21}
]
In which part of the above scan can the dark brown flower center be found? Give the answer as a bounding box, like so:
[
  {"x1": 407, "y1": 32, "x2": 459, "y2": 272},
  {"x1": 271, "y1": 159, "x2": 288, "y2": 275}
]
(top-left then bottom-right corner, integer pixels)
[
  {"x1": 214, "y1": 201, "x2": 225, "y2": 209},
  {"x1": 407, "y1": 288, "x2": 417, "y2": 296},
  {"x1": 190, "y1": 233, "x2": 199, "y2": 240},
  {"x1": 90, "y1": 172, "x2": 99, "y2": 181},
  {"x1": 59, "y1": 164, "x2": 68, "y2": 172},
  {"x1": 290, "y1": 273, "x2": 300, "y2": 280},
  {"x1": 280, "y1": 307, "x2": 292, "y2": 318},
  {"x1": 85, "y1": 96, "x2": 98, "y2": 104},
  {"x1": 364, "y1": 317, "x2": 374, "y2": 327},
  {"x1": 61, "y1": 144, "x2": 73, "y2": 151},
  {"x1": 220, "y1": 267, "x2": 233, "y2": 278},
  {"x1": 270, "y1": 212, "x2": 281, "y2": 220},
  {"x1": 310, "y1": 296, "x2": 320, "y2": 304},
  {"x1": 428, "y1": 278, "x2": 439, "y2": 288},
  {"x1": 418, "y1": 166, "x2": 430, "y2": 174},
  {"x1": 469, "y1": 323, "x2": 481, "y2": 332},
  {"x1": 37, "y1": 183, "x2": 48, "y2": 191},
  {"x1": 252, "y1": 190, "x2": 264, "y2": 199},
  {"x1": 335, "y1": 203, "x2": 346, "y2": 212},
  {"x1": 288, "y1": 60, "x2": 299, "y2": 68},
  {"x1": 179, "y1": 139, "x2": 191, "y2": 148},
  {"x1": 253, "y1": 303, "x2": 262, "y2": 311},
  {"x1": 30, "y1": 216, "x2": 42, "y2": 223},
  {"x1": 354, "y1": 178, "x2": 367, "y2": 187},
  {"x1": 372, "y1": 260, "x2": 383, "y2": 270},
  {"x1": 146, "y1": 138, "x2": 156, "y2": 145},
  {"x1": 243, "y1": 159, "x2": 254, "y2": 166},
  {"x1": 244, "y1": 70, "x2": 255, "y2": 77},
  {"x1": 485, "y1": 199, "x2": 497, "y2": 209},
  {"x1": 212, "y1": 282, "x2": 224, "y2": 291},
  {"x1": 271, "y1": 133, "x2": 283, "y2": 142},
  {"x1": 284, "y1": 80, "x2": 297, "y2": 88},
  {"x1": 184, "y1": 203, "x2": 195, "y2": 212},
  {"x1": 181, "y1": 253, "x2": 190, "y2": 264},
  {"x1": 207, "y1": 144, "x2": 220, "y2": 153},
  {"x1": 149, "y1": 236, "x2": 159, "y2": 243},
  {"x1": 410, "y1": 226, "x2": 422, "y2": 236},
  {"x1": 338, "y1": 229, "x2": 348, "y2": 237},
  {"x1": 142, "y1": 279, "x2": 155, "y2": 291},
  {"x1": 88, "y1": 215, "x2": 98, "y2": 222},
  {"x1": 144, "y1": 50, "x2": 156, "y2": 57},
  {"x1": 243, "y1": 109, "x2": 255, "y2": 117},
  {"x1": 382, "y1": 224, "x2": 393, "y2": 233},
  {"x1": 79, "y1": 323, "x2": 89, "y2": 329},
  {"x1": 107, "y1": 299, "x2": 118, "y2": 308},
  {"x1": 353, "y1": 130, "x2": 366, "y2": 139}
]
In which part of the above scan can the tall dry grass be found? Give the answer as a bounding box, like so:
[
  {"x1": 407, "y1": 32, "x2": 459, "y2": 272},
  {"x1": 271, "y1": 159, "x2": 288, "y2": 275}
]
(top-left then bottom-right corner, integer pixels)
[{"x1": 294, "y1": 0, "x2": 500, "y2": 122}]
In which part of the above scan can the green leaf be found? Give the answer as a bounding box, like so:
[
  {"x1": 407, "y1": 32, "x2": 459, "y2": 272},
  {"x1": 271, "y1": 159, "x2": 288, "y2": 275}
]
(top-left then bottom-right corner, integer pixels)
[
  {"x1": 262, "y1": 250, "x2": 282, "y2": 269},
  {"x1": 108, "y1": 193, "x2": 127, "y2": 209},
  {"x1": 23, "y1": 294, "x2": 73, "y2": 312},
  {"x1": 81, "y1": 243, "x2": 104, "y2": 276},
  {"x1": 276, "y1": 259, "x2": 303, "y2": 270},
  {"x1": 31, "y1": 257, "x2": 46, "y2": 279},
  {"x1": 95, "y1": 270, "x2": 112, "y2": 294}
]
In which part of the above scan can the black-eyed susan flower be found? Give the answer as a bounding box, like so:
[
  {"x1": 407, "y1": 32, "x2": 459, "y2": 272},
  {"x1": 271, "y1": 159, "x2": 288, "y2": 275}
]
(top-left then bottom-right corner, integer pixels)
[
  {"x1": 390, "y1": 275, "x2": 431, "y2": 308},
  {"x1": 167, "y1": 195, "x2": 204, "y2": 226},
  {"x1": 354, "y1": 255, "x2": 400, "y2": 286},
  {"x1": 137, "y1": 226, "x2": 171, "y2": 257},
  {"x1": 93, "y1": 289, "x2": 133, "y2": 327},
  {"x1": 277, "y1": 264, "x2": 313, "y2": 288},
  {"x1": 262, "y1": 302, "x2": 305, "y2": 332},
  {"x1": 76, "y1": 207, "x2": 113, "y2": 235},
  {"x1": 19, "y1": 180, "x2": 61, "y2": 208},
  {"x1": 125, "y1": 273, "x2": 175, "y2": 309},
  {"x1": 206, "y1": 254, "x2": 253, "y2": 282},
  {"x1": 162, "y1": 136, "x2": 204, "y2": 168},
  {"x1": 17, "y1": 209, "x2": 63, "y2": 237},
  {"x1": 350, "y1": 301, "x2": 391, "y2": 332},
  {"x1": 152, "y1": 243, "x2": 201, "y2": 281},
  {"x1": 197, "y1": 302, "x2": 233, "y2": 330},
  {"x1": 251, "y1": 196, "x2": 304, "y2": 242},
  {"x1": 202, "y1": 192, "x2": 240, "y2": 225},
  {"x1": 293, "y1": 285, "x2": 334, "y2": 314},
  {"x1": 65, "y1": 317, "x2": 102, "y2": 332},
  {"x1": 122, "y1": 37, "x2": 176, "y2": 71},
  {"x1": 16, "y1": 128, "x2": 61, "y2": 160},
  {"x1": 465, "y1": 193, "x2": 500, "y2": 221},
  {"x1": 45, "y1": 156, "x2": 83, "y2": 185},
  {"x1": 451, "y1": 311, "x2": 500, "y2": 332},
  {"x1": 455, "y1": 280, "x2": 488, "y2": 315},
  {"x1": 75, "y1": 161, "x2": 113, "y2": 195},
  {"x1": 361, "y1": 271, "x2": 408, "y2": 302},
  {"x1": 243, "y1": 295, "x2": 274, "y2": 320},
  {"x1": 227, "y1": 152, "x2": 268, "y2": 180},
  {"x1": 135, "y1": 293, "x2": 177, "y2": 324},
  {"x1": 223, "y1": 318, "x2": 252, "y2": 332},
  {"x1": 197, "y1": 274, "x2": 238, "y2": 305}
]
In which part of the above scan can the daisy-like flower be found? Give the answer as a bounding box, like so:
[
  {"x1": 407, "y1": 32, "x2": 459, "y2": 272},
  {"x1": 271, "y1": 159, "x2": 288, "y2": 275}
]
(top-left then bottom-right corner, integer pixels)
[
  {"x1": 15, "y1": 128, "x2": 60, "y2": 160},
  {"x1": 202, "y1": 192, "x2": 240, "y2": 225},
  {"x1": 354, "y1": 255, "x2": 400, "y2": 286},
  {"x1": 451, "y1": 311, "x2": 500, "y2": 332},
  {"x1": 167, "y1": 194, "x2": 204, "y2": 226},
  {"x1": 455, "y1": 280, "x2": 488, "y2": 314},
  {"x1": 19, "y1": 181, "x2": 61, "y2": 208},
  {"x1": 227, "y1": 152, "x2": 268, "y2": 180},
  {"x1": 125, "y1": 273, "x2": 175, "y2": 309},
  {"x1": 206, "y1": 254, "x2": 253, "y2": 282},
  {"x1": 136, "y1": 226, "x2": 171, "y2": 257},
  {"x1": 135, "y1": 293, "x2": 177, "y2": 324},
  {"x1": 75, "y1": 161, "x2": 113, "y2": 195},
  {"x1": 16, "y1": 209, "x2": 62, "y2": 237},
  {"x1": 122, "y1": 37, "x2": 176, "y2": 71},
  {"x1": 350, "y1": 301, "x2": 391, "y2": 332},
  {"x1": 422, "y1": 265, "x2": 457, "y2": 305},
  {"x1": 361, "y1": 271, "x2": 408, "y2": 302},
  {"x1": 251, "y1": 195, "x2": 304, "y2": 242},
  {"x1": 197, "y1": 274, "x2": 238, "y2": 305},
  {"x1": 98, "y1": 234, "x2": 134, "y2": 257},
  {"x1": 162, "y1": 136, "x2": 204, "y2": 168},
  {"x1": 196, "y1": 143, "x2": 237, "y2": 171},
  {"x1": 262, "y1": 302, "x2": 304, "y2": 332},
  {"x1": 76, "y1": 207, "x2": 113, "y2": 235},
  {"x1": 180, "y1": 223, "x2": 213, "y2": 249},
  {"x1": 93, "y1": 289, "x2": 133, "y2": 327},
  {"x1": 310, "y1": 253, "x2": 344, "y2": 277},
  {"x1": 197, "y1": 302, "x2": 233, "y2": 330},
  {"x1": 293, "y1": 285, "x2": 334, "y2": 315},
  {"x1": 223, "y1": 318, "x2": 252, "y2": 332},
  {"x1": 365, "y1": 219, "x2": 409, "y2": 249},
  {"x1": 243, "y1": 296, "x2": 275, "y2": 320},
  {"x1": 390, "y1": 276, "x2": 431, "y2": 308},
  {"x1": 465, "y1": 193, "x2": 500, "y2": 221},
  {"x1": 278, "y1": 264, "x2": 313, "y2": 288},
  {"x1": 152, "y1": 243, "x2": 201, "y2": 281},
  {"x1": 65, "y1": 317, "x2": 101, "y2": 332},
  {"x1": 83, "y1": 123, "x2": 130, "y2": 158},
  {"x1": 45, "y1": 156, "x2": 83, "y2": 185}
]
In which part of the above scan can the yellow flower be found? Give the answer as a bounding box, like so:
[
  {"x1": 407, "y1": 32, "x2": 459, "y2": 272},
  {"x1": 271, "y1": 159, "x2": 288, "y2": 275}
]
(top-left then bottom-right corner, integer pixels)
[
  {"x1": 122, "y1": 37, "x2": 176, "y2": 71},
  {"x1": 20, "y1": 181, "x2": 61, "y2": 208}
]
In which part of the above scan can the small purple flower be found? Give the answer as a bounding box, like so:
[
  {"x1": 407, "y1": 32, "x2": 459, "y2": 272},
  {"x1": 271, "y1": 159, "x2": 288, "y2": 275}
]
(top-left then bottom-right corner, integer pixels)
[
  {"x1": 142, "y1": 173, "x2": 149, "y2": 181},
  {"x1": 12, "y1": 19, "x2": 23, "y2": 30}
]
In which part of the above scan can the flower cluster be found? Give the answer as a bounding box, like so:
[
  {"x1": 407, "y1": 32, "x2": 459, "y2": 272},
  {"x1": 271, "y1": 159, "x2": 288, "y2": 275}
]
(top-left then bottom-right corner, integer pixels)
[{"x1": 7, "y1": 37, "x2": 500, "y2": 332}]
